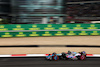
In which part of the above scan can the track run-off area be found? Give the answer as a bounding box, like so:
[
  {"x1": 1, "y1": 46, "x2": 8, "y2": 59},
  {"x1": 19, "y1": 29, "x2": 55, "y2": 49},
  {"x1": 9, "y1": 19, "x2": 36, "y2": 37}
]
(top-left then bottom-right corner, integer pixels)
[
  {"x1": 0, "y1": 36, "x2": 100, "y2": 54},
  {"x1": 0, "y1": 58, "x2": 99, "y2": 67}
]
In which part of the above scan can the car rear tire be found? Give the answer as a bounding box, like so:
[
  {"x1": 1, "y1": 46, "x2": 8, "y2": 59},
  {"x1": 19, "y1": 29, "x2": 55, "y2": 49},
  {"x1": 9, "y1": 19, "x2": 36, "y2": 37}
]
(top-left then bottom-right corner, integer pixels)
[{"x1": 80, "y1": 55, "x2": 86, "y2": 60}]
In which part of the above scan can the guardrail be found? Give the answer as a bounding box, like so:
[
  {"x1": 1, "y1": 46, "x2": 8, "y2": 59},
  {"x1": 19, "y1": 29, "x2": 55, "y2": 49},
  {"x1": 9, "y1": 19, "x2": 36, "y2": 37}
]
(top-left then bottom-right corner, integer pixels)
[{"x1": 0, "y1": 24, "x2": 100, "y2": 37}]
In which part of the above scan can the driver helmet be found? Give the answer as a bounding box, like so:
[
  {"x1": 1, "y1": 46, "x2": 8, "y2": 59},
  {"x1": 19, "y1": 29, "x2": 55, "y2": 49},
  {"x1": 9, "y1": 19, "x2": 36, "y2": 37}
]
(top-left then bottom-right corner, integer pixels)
[
  {"x1": 52, "y1": 52, "x2": 56, "y2": 55},
  {"x1": 68, "y1": 51, "x2": 71, "y2": 54}
]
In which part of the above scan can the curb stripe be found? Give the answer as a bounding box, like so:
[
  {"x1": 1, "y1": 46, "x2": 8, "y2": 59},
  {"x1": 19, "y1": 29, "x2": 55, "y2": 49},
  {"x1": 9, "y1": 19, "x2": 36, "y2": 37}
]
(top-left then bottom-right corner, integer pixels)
[
  {"x1": 27, "y1": 54, "x2": 46, "y2": 57},
  {"x1": 86, "y1": 54, "x2": 93, "y2": 56},
  {"x1": 12, "y1": 54, "x2": 26, "y2": 56},
  {"x1": 0, "y1": 54, "x2": 99, "y2": 57},
  {"x1": 93, "y1": 54, "x2": 100, "y2": 57},
  {"x1": 0, "y1": 55, "x2": 11, "y2": 57}
]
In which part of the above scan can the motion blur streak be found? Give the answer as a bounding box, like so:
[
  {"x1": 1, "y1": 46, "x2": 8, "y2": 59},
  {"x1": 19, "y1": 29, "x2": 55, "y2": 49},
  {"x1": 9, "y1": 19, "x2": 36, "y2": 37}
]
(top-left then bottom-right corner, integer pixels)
[{"x1": 0, "y1": 58, "x2": 100, "y2": 67}]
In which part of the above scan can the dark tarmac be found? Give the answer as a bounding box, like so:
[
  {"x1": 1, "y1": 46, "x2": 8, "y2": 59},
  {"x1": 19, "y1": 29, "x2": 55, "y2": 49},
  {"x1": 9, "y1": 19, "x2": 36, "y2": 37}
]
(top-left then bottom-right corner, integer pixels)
[{"x1": 0, "y1": 58, "x2": 99, "y2": 67}]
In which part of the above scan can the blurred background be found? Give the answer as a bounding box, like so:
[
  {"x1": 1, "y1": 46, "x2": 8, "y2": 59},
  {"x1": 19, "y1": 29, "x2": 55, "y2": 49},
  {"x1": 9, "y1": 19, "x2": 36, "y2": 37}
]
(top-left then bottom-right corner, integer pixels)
[
  {"x1": 0, "y1": 0, "x2": 100, "y2": 24},
  {"x1": 0, "y1": 0, "x2": 100, "y2": 55}
]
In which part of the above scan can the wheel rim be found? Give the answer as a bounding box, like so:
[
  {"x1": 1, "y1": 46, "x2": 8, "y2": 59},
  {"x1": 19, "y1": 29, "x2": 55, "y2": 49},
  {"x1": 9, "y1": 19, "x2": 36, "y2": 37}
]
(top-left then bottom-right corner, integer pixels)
[
  {"x1": 53, "y1": 56, "x2": 59, "y2": 61},
  {"x1": 80, "y1": 55, "x2": 85, "y2": 60}
]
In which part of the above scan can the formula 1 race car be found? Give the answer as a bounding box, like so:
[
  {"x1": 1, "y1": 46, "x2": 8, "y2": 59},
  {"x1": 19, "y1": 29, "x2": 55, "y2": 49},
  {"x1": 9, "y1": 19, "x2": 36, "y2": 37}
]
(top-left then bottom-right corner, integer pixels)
[
  {"x1": 46, "y1": 52, "x2": 59, "y2": 61},
  {"x1": 61, "y1": 51, "x2": 86, "y2": 60}
]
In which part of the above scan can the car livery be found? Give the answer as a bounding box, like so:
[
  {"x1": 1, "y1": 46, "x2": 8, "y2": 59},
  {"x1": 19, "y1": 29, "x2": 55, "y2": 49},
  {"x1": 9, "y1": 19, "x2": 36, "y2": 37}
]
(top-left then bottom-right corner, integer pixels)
[
  {"x1": 46, "y1": 51, "x2": 87, "y2": 61},
  {"x1": 61, "y1": 51, "x2": 86, "y2": 60},
  {"x1": 46, "y1": 53, "x2": 59, "y2": 61}
]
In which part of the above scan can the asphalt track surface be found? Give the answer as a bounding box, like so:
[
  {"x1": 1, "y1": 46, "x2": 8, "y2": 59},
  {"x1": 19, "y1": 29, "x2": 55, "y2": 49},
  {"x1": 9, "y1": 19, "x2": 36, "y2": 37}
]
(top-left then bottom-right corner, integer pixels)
[{"x1": 0, "y1": 58, "x2": 100, "y2": 67}]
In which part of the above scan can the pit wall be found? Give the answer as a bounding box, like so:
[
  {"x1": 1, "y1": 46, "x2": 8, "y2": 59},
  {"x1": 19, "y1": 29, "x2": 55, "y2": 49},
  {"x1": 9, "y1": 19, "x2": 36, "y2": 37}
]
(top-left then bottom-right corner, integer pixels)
[{"x1": 0, "y1": 24, "x2": 100, "y2": 37}]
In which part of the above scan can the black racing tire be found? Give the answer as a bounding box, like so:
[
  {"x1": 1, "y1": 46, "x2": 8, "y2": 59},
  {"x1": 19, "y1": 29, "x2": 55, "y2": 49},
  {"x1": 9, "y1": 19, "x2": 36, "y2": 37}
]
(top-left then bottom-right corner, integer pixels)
[
  {"x1": 80, "y1": 55, "x2": 86, "y2": 60},
  {"x1": 61, "y1": 53, "x2": 66, "y2": 60}
]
